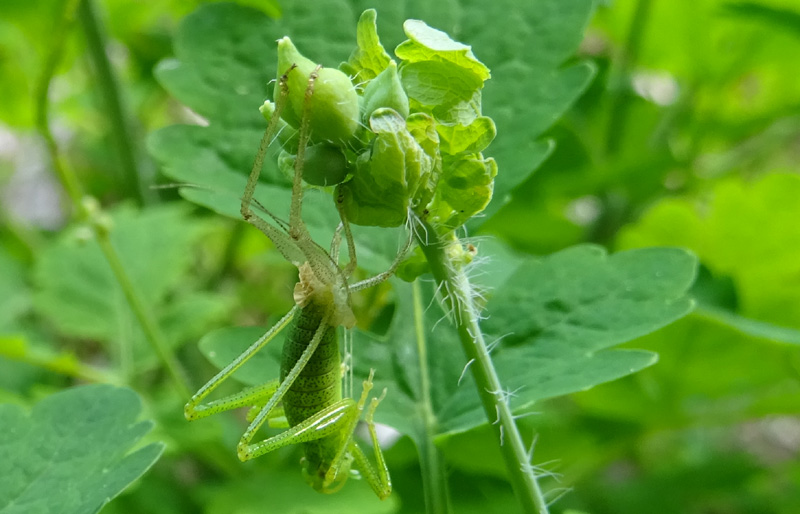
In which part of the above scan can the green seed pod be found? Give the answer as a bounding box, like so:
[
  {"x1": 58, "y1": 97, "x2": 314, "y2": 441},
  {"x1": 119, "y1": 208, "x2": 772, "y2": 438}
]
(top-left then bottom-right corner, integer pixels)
[
  {"x1": 301, "y1": 143, "x2": 350, "y2": 187},
  {"x1": 275, "y1": 37, "x2": 360, "y2": 144},
  {"x1": 361, "y1": 61, "x2": 410, "y2": 121}
]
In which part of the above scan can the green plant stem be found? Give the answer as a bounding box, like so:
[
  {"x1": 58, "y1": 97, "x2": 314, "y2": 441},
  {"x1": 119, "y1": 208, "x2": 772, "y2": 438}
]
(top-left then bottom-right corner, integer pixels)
[
  {"x1": 95, "y1": 232, "x2": 191, "y2": 397},
  {"x1": 415, "y1": 220, "x2": 548, "y2": 514},
  {"x1": 412, "y1": 280, "x2": 451, "y2": 514},
  {"x1": 33, "y1": 0, "x2": 191, "y2": 399},
  {"x1": 604, "y1": 0, "x2": 653, "y2": 156},
  {"x1": 77, "y1": 0, "x2": 147, "y2": 205},
  {"x1": 34, "y1": 0, "x2": 84, "y2": 209}
]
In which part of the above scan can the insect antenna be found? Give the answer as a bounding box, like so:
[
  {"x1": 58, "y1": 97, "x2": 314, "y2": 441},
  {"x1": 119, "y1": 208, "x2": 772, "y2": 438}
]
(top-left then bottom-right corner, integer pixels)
[{"x1": 152, "y1": 182, "x2": 292, "y2": 232}]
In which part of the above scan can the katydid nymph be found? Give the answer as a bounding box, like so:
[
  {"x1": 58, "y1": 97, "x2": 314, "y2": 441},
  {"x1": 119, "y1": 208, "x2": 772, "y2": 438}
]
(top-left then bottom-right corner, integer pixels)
[{"x1": 184, "y1": 38, "x2": 412, "y2": 499}]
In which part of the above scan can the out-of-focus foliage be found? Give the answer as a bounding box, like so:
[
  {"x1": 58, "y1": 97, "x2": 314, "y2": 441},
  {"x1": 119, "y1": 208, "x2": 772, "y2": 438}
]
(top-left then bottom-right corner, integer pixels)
[{"x1": 0, "y1": 0, "x2": 798, "y2": 513}]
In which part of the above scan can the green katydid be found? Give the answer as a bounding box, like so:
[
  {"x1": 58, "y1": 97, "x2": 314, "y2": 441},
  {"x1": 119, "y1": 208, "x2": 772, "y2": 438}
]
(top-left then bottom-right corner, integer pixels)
[{"x1": 184, "y1": 42, "x2": 412, "y2": 498}]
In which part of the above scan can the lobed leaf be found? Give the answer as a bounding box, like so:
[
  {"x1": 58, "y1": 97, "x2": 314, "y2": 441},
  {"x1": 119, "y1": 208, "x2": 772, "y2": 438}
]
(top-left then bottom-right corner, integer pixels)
[
  {"x1": 355, "y1": 243, "x2": 697, "y2": 439},
  {"x1": 33, "y1": 205, "x2": 229, "y2": 370},
  {"x1": 619, "y1": 173, "x2": 800, "y2": 331},
  {"x1": 0, "y1": 385, "x2": 163, "y2": 514}
]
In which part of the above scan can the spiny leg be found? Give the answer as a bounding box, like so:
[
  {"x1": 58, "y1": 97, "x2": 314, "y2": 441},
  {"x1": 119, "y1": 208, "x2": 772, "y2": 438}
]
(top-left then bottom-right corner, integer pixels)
[
  {"x1": 239, "y1": 66, "x2": 306, "y2": 267},
  {"x1": 353, "y1": 383, "x2": 391, "y2": 499},
  {"x1": 334, "y1": 190, "x2": 359, "y2": 279},
  {"x1": 237, "y1": 309, "x2": 333, "y2": 460},
  {"x1": 242, "y1": 64, "x2": 293, "y2": 221},
  {"x1": 184, "y1": 307, "x2": 297, "y2": 420},
  {"x1": 286, "y1": 65, "x2": 344, "y2": 289},
  {"x1": 349, "y1": 227, "x2": 415, "y2": 292},
  {"x1": 288, "y1": 65, "x2": 321, "y2": 243},
  {"x1": 323, "y1": 369, "x2": 391, "y2": 499}
]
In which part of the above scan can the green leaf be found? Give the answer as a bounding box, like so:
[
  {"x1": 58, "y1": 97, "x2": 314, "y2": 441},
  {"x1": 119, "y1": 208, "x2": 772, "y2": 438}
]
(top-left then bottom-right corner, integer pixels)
[
  {"x1": 33, "y1": 205, "x2": 228, "y2": 369},
  {"x1": 399, "y1": 59, "x2": 483, "y2": 107},
  {"x1": 340, "y1": 9, "x2": 392, "y2": 83},
  {"x1": 441, "y1": 245, "x2": 697, "y2": 434},
  {"x1": 356, "y1": 244, "x2": 697, "y2": 439},
  {"x1": 395, "y1": 19, "x2": 491, "y2": 81},
  {"x1": 0, "y1": 384, "x2": 163, "y2": 514},
  {"x1": 618, "y1": 173, "x2": 800, "y2": 331},
  {"x1": 203, "y1": 467, "x2": 398, "y2": 514},
  {"x1": 573, "y1": 313, "x2": 800, "y2": 426},
  {"x1": 436, "y1": 116, "x2": 496, "y2": 155}
]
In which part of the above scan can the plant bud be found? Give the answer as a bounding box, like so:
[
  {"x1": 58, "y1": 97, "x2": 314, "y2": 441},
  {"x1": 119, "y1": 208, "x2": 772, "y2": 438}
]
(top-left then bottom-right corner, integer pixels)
[
  {"x1": 275, "y1": 37, "x2": 359, "y2": 143},
  {"x1": 361, "y1": 61, "x2": 410, "y2": 121}
]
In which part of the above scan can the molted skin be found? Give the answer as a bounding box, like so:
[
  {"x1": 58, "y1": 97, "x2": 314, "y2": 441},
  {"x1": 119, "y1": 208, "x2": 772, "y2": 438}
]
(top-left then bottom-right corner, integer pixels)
[{"x1": 275, "y1": 37, "x2": 360, "y2": 144}]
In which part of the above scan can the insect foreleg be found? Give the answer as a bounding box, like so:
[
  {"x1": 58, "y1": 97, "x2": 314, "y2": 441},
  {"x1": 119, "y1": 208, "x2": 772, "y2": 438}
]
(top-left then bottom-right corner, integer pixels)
[
  {"x1": 184, "y1": 307, "x2": 297, "y2": 420},
  {"x1": 241, "y1": 66, "x2": 291, "y2": 223},
  {"x1": 334, "y1": 195, "x2": 359, "y2": 279},
  {"x1": 349, "y1": 227, "x2": 415, "y2": 292}
]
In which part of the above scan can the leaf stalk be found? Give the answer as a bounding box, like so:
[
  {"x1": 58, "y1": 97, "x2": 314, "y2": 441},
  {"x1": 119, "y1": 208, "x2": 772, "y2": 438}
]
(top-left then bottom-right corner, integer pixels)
[{"x1": 415, "y1": 219, "x2": 549, "y2": 514}]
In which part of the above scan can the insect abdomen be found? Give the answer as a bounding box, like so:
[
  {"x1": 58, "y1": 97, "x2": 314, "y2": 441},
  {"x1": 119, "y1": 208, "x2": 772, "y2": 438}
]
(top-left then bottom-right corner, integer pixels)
[{"x1": 279, "y1": 302, "x2": 341, "y2": 428}]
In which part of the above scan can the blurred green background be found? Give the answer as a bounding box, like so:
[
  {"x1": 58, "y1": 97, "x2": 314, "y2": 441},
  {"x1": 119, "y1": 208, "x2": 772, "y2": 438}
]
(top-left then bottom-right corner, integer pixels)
[{"x1": 1, "y1": 1, "x2": 799, "y2": 513}]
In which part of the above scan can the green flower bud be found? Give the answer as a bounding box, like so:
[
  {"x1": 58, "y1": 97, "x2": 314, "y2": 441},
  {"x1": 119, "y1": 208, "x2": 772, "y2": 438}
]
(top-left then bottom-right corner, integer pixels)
[
  {"x1": 361, "y1": 61, "x2": 410, "y2": 121},
  {"x1": 275, "y1": 37, "x2": 359, "y2": 144}
]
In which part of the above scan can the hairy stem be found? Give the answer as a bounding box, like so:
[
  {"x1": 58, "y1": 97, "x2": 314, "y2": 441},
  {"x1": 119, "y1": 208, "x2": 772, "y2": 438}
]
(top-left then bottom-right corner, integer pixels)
[
  {"x1": 415, "y1": 220, "x2": 548, "y2": 514},
  {"x1": 412, "y1": 280, "x2": 451, "y2": 514},
  {"x1": 34, "y1": 0, "x2": 190, "y2": 398},
  {"x1": 78, "y1": 0, "x2": 148, "y2": 204}
]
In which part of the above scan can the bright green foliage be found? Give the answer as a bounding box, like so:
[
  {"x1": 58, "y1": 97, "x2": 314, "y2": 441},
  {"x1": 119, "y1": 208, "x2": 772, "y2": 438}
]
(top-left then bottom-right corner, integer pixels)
[
  {"x1": 148, "y1": 1, "x2": 594, "y2": 234},
  {"x1": 619, "y1": 173, "x2": 800, "y2": 330},
  {"x1": 33, "y1": 205, "x2": 230, "y2": 370},
  {"x1": 0, "y1": 385, "x2": 163, "y2": 514},
  {"x1": 353, "y1": 246, "x2": 696, "y2": 438},
  {"x1": 340, "y1": 9, "x2": 393, "y2": 84},
  {"x1": 9, "y1": 0, "x2": 791, "y2": 511},
  {"x1": 338, "y1": 108, "x2": 435, "y2": 227},
  {"x1": 395, "y1": 19, "x2": 491, "y2": 82}
]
